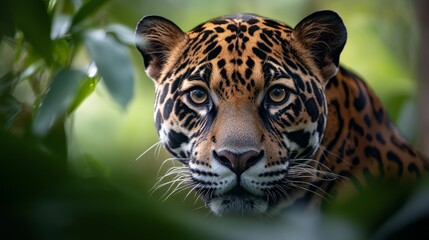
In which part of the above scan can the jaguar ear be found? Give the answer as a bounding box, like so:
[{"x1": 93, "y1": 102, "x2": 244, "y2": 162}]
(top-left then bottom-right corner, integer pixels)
[
  {"x1": 292, "y1": 10, "x2": 347, "y2": 82},
  {"x1": 135, "y1": 16, "x2": 186, "y2": 81}
]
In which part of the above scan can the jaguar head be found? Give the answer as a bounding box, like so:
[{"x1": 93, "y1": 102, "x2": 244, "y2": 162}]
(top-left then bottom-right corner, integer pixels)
[{"x1": 135, "y1": 10, "x2": 346, "y2": 216}]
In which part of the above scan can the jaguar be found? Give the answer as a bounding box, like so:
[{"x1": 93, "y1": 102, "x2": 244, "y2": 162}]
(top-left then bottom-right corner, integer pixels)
[{"x1": 135, "y1": 10, "x2": 429, "y2": 216}]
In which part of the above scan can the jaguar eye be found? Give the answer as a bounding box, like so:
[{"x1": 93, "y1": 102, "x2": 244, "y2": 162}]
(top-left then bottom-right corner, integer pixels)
[
  {"x1": 188, "y1": 88, "x2": 209, "y2": 106},
  {"x1": 268, "y1": 86, "x2": 288, "y2": 104}
]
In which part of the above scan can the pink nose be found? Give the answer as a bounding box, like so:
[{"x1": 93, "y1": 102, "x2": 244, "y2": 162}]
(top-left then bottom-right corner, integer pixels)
[{"x1": 214, "y1": 150, "x2": 264, "y2": 175}]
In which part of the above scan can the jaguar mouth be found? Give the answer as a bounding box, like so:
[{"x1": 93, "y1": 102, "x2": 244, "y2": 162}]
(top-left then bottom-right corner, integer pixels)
[{"x1": 207, "y1": 186, "x2": 269, "y2": 216}]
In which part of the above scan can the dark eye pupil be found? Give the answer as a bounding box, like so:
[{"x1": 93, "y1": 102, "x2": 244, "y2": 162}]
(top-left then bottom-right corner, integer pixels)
[
  {"x1": 269, "y1": 87, "x2": 286, "y2": 103},
  {"x1": 194, "y1": 90, "x2": 204, "y2": 98},
  {"x1": 189, "y1": 88, "x2": 208, "y2": 105},
  {"x1": 272, "y1": 89, "x2": 281, "y2": 96}
]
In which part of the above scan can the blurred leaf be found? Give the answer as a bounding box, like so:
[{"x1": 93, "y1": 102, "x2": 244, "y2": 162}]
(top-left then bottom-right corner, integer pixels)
[
  {"x1": 6, "y1": 0, "x2": 54, "y2": 64},
  {"x1": 105, "y1": 24, "x2": 135, "y2": 46},
  {"x1": 84, "y1": 30, "x2": 134, "y2": 108},
  {"x1": 86, "y1": 153, "x2": 110, "y2": 177},
  {"x1": 67, "y1": 75, "x2": 99, "y2": 114},
  {"x1": 47, "y1": 0, "x2": 58, "y2": 14},
  {"x1": 53, "y1": 39, "x2": 72, "y2": 67},
  {"x1": 0, "y1": 95, "x2": 21, "y2": 130},
  {"x1": 32, "y1": 69, "x2": 86, "y2": 136},
  {"x1": 17, "y1": 60, "x2": 44, "y2": 83},
  {"x1": 51, "y1": 13, "x2": 72, "y2": 40},
  {"x1": 0, "y1": 72, "x2": 14, "y2": 96},
  {"x1": 13, "y1": 31, "x2": 24, "y2": 62},
  {"x1": 72, "y1": 0, "x2": 109, "y2": 27},
  {"x1": 0, "y1": 41, "x2": 15, "y2": 78}
]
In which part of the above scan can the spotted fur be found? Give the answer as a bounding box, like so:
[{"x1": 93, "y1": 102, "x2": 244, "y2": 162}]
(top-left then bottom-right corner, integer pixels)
[{"x1": 135, "y1": 11, "x2": 429, "y2": 216}]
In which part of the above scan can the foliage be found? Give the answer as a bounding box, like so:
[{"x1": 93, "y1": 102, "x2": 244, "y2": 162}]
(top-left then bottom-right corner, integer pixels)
[
  {"x1": 1, "y1": 0, "x2": 428, "y2": 239},
  {"x1": 0, "y1": 0, "x2": 134, "y2": 157}
]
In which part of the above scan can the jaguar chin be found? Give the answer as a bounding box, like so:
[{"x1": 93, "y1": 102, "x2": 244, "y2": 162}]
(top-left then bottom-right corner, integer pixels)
[
  {"x1": 207, "y1": 188, "x2": 269, "y2": 216},
  {"x1": 135, "y1": 10, "x2": 429, "y2": 216}
]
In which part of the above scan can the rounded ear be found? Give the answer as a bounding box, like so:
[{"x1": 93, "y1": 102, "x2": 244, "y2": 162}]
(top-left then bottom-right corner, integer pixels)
[
  {"x1": 135, "y1": 16, "x2": 186, "y2": 81},
  {"x1": 292, "y1": 10, "x2": 347, "y2": 81}
]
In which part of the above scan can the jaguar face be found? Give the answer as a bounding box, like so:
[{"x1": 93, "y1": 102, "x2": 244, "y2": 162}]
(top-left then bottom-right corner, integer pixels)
[{"x1": 135, "y1": 11, "x2": 346, "y2": 215}]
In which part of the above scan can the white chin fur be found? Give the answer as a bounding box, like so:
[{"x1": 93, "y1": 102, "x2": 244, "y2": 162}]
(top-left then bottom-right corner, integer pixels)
[{"x1": 208, "y1": 195, "x2": 268, "y2": 216}]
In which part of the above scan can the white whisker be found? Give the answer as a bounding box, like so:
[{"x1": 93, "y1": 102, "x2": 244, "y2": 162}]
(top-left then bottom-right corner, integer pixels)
[
  {"x1": 192, "y1": 204, "x2": 208, "y2": 213},
  {"x1": 135, "y1": 141, "x2": 163, "y2": 161},
  {"x1": 162, "y1": 182, "x2": 190, "y2": 202},
  {"x1": 184, "y1": 184, "x2": 200, "y2": 203},
  {"x1": 288, "y1": 179, "x2": 333, "y2": 202},
  {"x1": 157, "y1": 163, "x2": 187, "y2": 178},
  {"x1": 151, "y1": 175, "x2": 187, "y2": 194},
  {"x1": 274, "y1": 183, "x2": 290, "y2": 199},
  {"x1": 318, "y1": 145, "x2": 352, "y2": 168},
  {"x1": 152, "y1": 168, "x2": 187, "y2": 188}
]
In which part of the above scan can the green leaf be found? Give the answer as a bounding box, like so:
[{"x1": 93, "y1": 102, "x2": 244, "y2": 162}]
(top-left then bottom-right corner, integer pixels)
[
  {"x1": 32, "y1": 69, "x2": 86, "y2": 136},
  {"x1": 53, "y1": 39, "x2": 72, "y2": 67},
  {"x1": 51, "y1": 13, "x2": 72, "y2": 40},
  {"x1": 47, "y1": 0, "x2": 58, "y2": 14},
  {"x1": 72, "y1": 0, "x2": 109, "y2": 26},
  {"x1": 84, "y1": 30, "x2": 134, "y2": 108},
  {"x1": 105, "y1": 24, "x2": 135, "y2": 46},
  {"x1": 67, "y1": 75, "x2": 100, "y2": 114},
  {"x1": 17, "y1": 60, "x2": 44, "y2": 83},
  {"x1": 85, "y1": 153, "x2": 111, "y2": 177}
]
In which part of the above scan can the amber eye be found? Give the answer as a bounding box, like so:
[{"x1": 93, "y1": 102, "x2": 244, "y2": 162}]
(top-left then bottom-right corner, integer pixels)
[
  {"x1": 268, "y1": 86, "x2": 288, "y2": 104},
  {"x1": 188, "y1": 88, "x2": 209, "y2": 106}
]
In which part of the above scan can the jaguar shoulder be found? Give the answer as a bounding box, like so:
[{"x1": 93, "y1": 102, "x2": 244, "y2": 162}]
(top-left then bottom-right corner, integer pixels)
[{"x1": 135, "y1": 10, "x2": 429, "y2": 216}]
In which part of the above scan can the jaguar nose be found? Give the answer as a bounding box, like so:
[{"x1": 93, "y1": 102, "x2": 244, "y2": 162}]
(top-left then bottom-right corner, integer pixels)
[{"x1": 214, "y1": 149, "x2": 264, "y2": 175}]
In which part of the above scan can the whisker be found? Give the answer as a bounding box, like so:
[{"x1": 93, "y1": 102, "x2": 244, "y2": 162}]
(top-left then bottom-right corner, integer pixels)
[
  {"x1": 318, "y1": 145, "x2": 352, "y2": 167},
  {"x1": 157, "y1": 160, "x2": 188, "y2": 177},
  {"x1": 288, "y1": 179, "x2": 333, "y2": 201},
  {"x1": 151, "y1": 175, "x2": 187, "y2": 194},
  {"x1": 160, "y1": 174, "x2": 191, "y2": 199},
  {"x1": 192, "y1": 204, "x2": 208, "y2": 213},
  {"x1": 288, "y1": 157, "x2": 344, "y2": 182},
  {"x1": 152, "y1": 167, "x2": 188, "y2": 188},
  {"x1": 193, "y1": 188, "x2": 204, "y2": 205},
  {"x1": 184, "y1": 184, "x2": 201, "y2": 203},
  {"x1": 155, "y1": 142, "x2": 164, "y2": 158},
  {"x1": 291, "y1": 158, "x2": 332, "y2": 172},
  {"x1": 260, "y1": 205, "x2": 277, "y2": 222},
  {"x1": 150, "y1": 169, "x2": 188, "y2": 193},
  {"x1": 266, "y1": 188, "x2": 278, "y2": 204},
  {"x1": 135, "y1": 141, "x2": 162, "y2": 161},
  {"x1": 274, "y1": 184, "x2": 290, "y2": 199},
  {"x1": 288, "y1": 166, "x2": 341, "y2": 180},
  {"x1": 162, "y1": 182, "x2": 190, "y2": 202}
]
